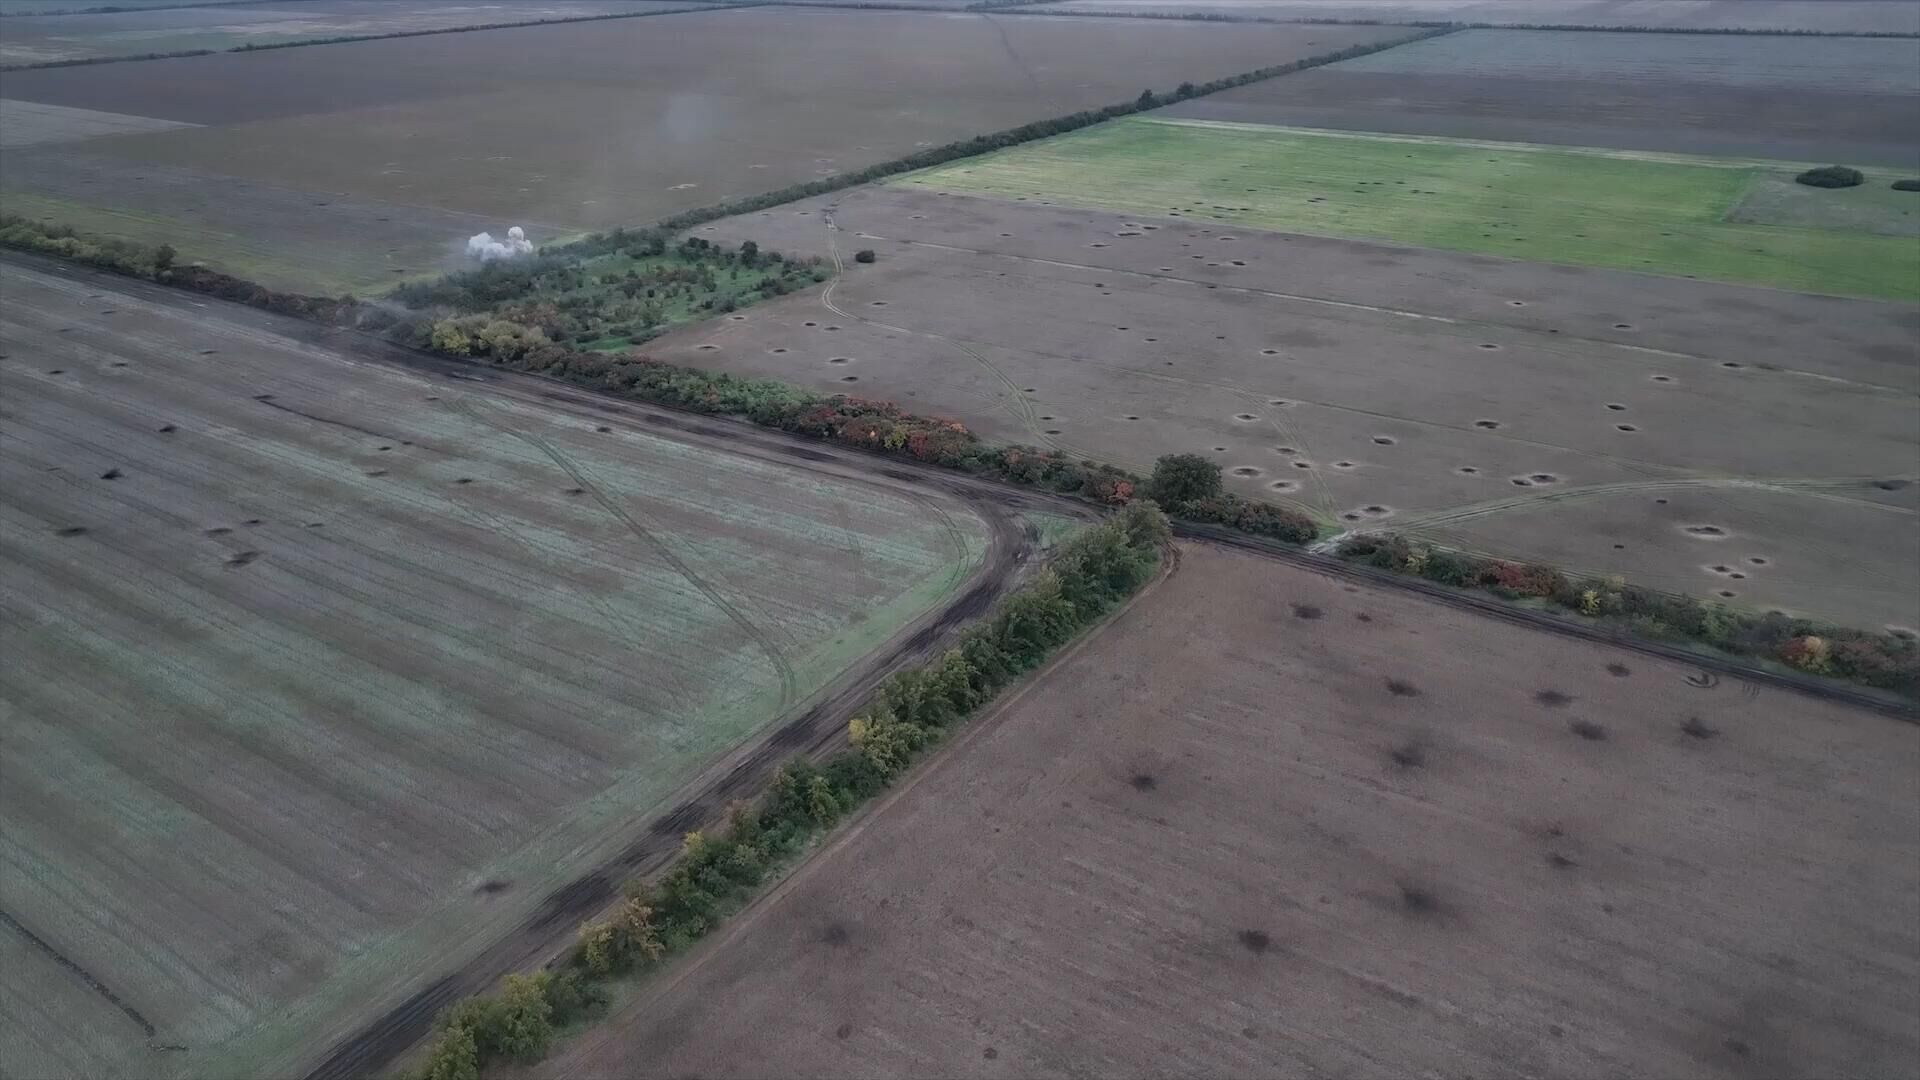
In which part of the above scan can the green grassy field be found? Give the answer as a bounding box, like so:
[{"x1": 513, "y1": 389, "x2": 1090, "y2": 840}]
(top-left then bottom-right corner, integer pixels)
[{"x1": 901, "y1": 117, "x2": 1920, "y2": 301}]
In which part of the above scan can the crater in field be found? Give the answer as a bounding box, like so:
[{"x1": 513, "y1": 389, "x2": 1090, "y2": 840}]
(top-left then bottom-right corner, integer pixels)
[
  {"x1": 1721, "y1": 361, "x2": 1744, "y2": 369},
  {"x1": 1511, "y1": 478, "x2": 1533, "y2": 487},
  {"x1": 820, "y1": 922, "x2": 851, "y2": 947},
  {"x1": 475, "y1": 879, "x2": 511, "y2": 895},
  {"x1": 1651, "y1": 374, "x2": 1673, "y2": 382},
  {"x1": 1887, "y1": 626, "x2": 1918, "y2": 641},
  {"x1": 1385, "y1": 678, "x2": 1420, "y2": 697},
  {"x1": 1606, "y1": 403, "x2": 1626, "y2": 411},
  {"x1": 1717, "y1": 589, "x2": 1737, "y2": 598},
  {"x1": 204, "y1": 527, "x2": 232, "y2": 537},
  {"x1": 1268, "y1": 480, "x2": 1297, "y2": 492},
  {"x1": 1606, "y1": 662, "x2": 1631, "y2": 677},
  {"x1": 1332, "y1": 461, "x2": 1355, "y2": 470},
  {"x1": 1616, "y1": 424, "x2": 1638, "y2": 432},
  {"x1": 1397, "y1": 881, "x2": 1442, "y2": 916},
  {"x1": 454, "y1": 478, "x2": 474, "y2": 485},
  {"x1": 1529, "y1": 473, "x2": 1558, "y2": 484},
  {"x1": 1535, "y1": 689, "x2": 1573, "y2": 707},
  {"x1": 1044, "y1": 429, "x2": 1061, "y2": 435},
  {"x1": 1748, "y1": 556, "x2": 1768, "y2": 565},
  {"x1": 1508, "y1": 300, "x2": 1526, "y2": 307},
  {"x1": 1129, "y1": 773, "x2": 1157, "y2": 792},
  {"x1": 1372, "y1": 435, "x2": 1396, "y2": 445},
  {"x1": 1293, "y1": 461, "x2": 1313, "y2": 469},
  {"x1": 99, "y1": 468, "x2": 122, "y2": 481},
  {"x1": 770, "y1": 347, "x2": 787, "y2": 354},
  {"x1": 696, "y1": 344, "x2": 717, "y2": 351},
  {"x1": 1473, "y1": 419, "x2": 1500, "y2": 430},
  {"x1": 1570, "y1": 719, "x2": 1608, "y2": 741},
  {"x1": 595, "y1": 426, "x2": 612, "y2": 433},
  {"x1": 1478, "y1": 343, "x2": 1501, "y2": 350},
  {"x1": 1261, "y1": 348, "x2": 1279, "y2": 355},
  {"x1": 1685, "y1": 525, "x2": 1729, "y2": 538},
  {"x1": 1342, "y1": 512, "x2": 1362, "y2": 521},
  {"x1": 1123, "y1": 414, "x2": 1139, "y2": 421},
  {"x1": 1231, "y1": 466, "x2": 1262, "y2": 478},
  {"x1": 1457, "y1": 466, "x2": 1480, "y2": 475},
  {"x1": 1874, "y1": 479, "x2": 1912, "y2": 491},
  {"x1": 1681, "y1": 716, "x2": 1720, "y2": 739},
  {"x1": 224, "y1": 551, "x2": 261, "y2": 569},
  {"x1": 1362, "y1": 505, "x2": 1390, "y2": 516},
  {"x1": 828, "y1": 357, "x2": 850, "y2": 364},
  {"x1": 1233, "y1": 413, "x2": 1257, "y2": 421},
  {"x1": 1237, "y1": 929, "x2": 1272, "y2": 955},
  {"x1": 1389, "y1": 740, "x2": 1424, "y2": 768},
  {"x1": 840, "y1": 375, "x2": 859, "y2": 382},
  {"x1": 1292, "y1": 603, "x2": 1323, "y2": 620}
]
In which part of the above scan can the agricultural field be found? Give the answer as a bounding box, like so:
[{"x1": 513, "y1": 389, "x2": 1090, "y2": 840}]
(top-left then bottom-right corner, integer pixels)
[
  {"x1": 0, "y1": 9, "x2": 1413, "y2": 294},
  {"x1": 1020, "y1": 0, "x2": 1920, "y2": 34},
  {"x1": 541, "y1": 541, "x2": 1920, "y2": 1079},
  {"x1": 1166, "y1": 28, "x2": 1920, "y2": 164},
  {"x1": 0, "y1": 255, "x2": 1015, "y2": 1079},
  {"x1": 0, "y1": 1, "x2": 717, "y2": 65},
  {"x1": 654, "y1": 182, "x2": 1920, "y2": 630},
  {"x1": 900, "y1": 116, "x2": 1920, "y2": 299}
]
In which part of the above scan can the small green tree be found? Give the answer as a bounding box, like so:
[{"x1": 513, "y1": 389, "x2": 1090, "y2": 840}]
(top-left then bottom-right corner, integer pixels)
[
  {"x1": 153, "y1": 243, "x2": 176, "y2": 274},
  {"x1": 1145, "y1": 453, "x2": 1222, "y2": 508},
  {"x1": 422, "y1": 1022, "x2": 479, "y2": 1080},
  {"x1": 495, "y1": 973, "x2": 555, "y2": 1060}
]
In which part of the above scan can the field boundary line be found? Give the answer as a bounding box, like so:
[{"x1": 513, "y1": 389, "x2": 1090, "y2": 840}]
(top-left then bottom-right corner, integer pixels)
[
  {"x1": 971, "y1": 6, "x2": 1920, "y2": 38},
  {"x1": 0, "y1": 908, "x2": 157, "y2": 1041},
  {"x1": 550, "y1": 538, "x2": 1182, "y2": 1069},
  {"x1": 1180, "y1": 526, "x2": 1917, "y2": 721}
]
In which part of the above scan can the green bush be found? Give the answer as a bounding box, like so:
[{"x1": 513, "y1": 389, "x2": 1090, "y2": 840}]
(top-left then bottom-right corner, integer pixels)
[
  {"x1": 1795, "y1": 165, "x2": 1865, "y2": 188},
  {"x1": 1145, "y1": 453, "x2": 1223, "y2": 507},
  {"x1": 1893, "y1": 179, "x2": 1920, "y2": 192}
]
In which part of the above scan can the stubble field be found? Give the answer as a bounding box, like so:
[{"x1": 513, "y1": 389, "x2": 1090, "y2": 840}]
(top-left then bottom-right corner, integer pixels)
[
  {"x1": 1165, "y1": 28, "x2": 1920, "y2": 165},
  {"x1": 542, "y1": 541, "x2": 1920, "y2": 1079},
  {"x1": 0, "y1": 256, "x2": 1002, "y2": 1080},
  {"x1": 0, "y1": 9, "x2": 1413, "y2": 294},
  {"x1": 654, "y1": 182, "x2": 1920, "y2": 629}
]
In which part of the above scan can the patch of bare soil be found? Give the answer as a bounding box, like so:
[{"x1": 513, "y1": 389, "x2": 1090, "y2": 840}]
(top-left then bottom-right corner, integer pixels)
[{"x1": 542, "y1": 542, "x2": 1920, "y2": 1080}]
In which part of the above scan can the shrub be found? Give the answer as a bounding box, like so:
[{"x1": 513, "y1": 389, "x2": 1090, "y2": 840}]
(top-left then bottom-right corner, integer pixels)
[
  {"x1": 1794, "y1": 165, "x2": 1864, "y2": 188},
  {"x1": 1893, "y1": 179, "x2": 1920, "y2": 192},
  {"x1": 853, "y1": 249, "x2": 876, "y2": 264},
  {"x1": 1145, "y1": 453, "x2": 1222, "y2": 508}
]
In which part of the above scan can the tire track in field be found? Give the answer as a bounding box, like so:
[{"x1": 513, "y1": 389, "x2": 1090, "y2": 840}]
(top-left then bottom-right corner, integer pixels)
[
  {"x1": 0, "y1": 908, "x2": 157, "y2": 1042},
  {"x1": 822, "y1": 209, "x2": 1060, "y2": 451},
  {"x1": 1388, "y1": 474, "x2": 1919, "y2": 534},
  {"x1": 463, "y1": 402, "x2": 800, "y2": 709}
]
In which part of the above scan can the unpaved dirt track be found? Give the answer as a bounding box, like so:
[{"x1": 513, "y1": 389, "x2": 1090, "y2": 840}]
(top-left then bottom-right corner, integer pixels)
[
  {"x1": 0, "y1": 252, "x2": 1088, "y2": 1080},
  {"x1": 543, "y1": 541, "x2": 1920, "y2": 1080}
]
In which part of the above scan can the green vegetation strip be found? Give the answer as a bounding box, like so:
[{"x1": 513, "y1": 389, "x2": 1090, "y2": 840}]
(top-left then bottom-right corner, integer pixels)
[
  {"x1": 1339, "y1": 535, "x2": 1918, "y2": 697},
  {"x1": 9, "y1": 214, "x2": 1912, "y2": 704},
  {"x1": 409, "y1": 504, "x2": 1173, "y2": 1080},
  {"x1": 900, "y1": 117, "x2": 1920, "y2": 301}
]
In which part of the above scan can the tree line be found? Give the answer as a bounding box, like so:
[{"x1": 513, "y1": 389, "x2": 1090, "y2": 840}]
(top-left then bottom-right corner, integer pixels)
[{"x1": 410, "y1": 502, "x2": 1173, "y2": 1080}]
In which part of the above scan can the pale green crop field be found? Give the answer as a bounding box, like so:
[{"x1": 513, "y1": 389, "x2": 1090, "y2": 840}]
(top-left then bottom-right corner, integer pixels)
[
  {"x1": 0, "y1": 259, "x2": 994, "y2": 1079},
  {"x1": 901, "y1": 117, "x2": 1920, "y2": 301}
]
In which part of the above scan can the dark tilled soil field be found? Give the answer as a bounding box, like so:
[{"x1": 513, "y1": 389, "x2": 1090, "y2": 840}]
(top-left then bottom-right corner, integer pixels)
[
  {"x1": 655, "y1": 185, "x2": 1920, "y2": 629},
  {"x1": 541, "y1": 541, "x2": 1920, "y2": 1080},
  {"x1": 0, "y1": 10, "x2": 1413, "y2": 232},
  {"x1": 1163, "y1": 29, "x2": 1920, "y2": 166},
  {"x1": 0, "y1": 0, "x2": 713, "y2": 64}
]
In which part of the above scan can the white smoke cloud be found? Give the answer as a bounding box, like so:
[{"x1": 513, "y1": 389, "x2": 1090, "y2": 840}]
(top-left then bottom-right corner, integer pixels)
[{"x1": 466, "y1": 225, "x2": 533, "y2": 261}]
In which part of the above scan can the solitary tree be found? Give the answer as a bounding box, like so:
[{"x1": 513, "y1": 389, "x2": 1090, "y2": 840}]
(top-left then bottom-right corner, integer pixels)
[{"x1": 1145, "y1": 453, "x2": 1222, "y2": 508}]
